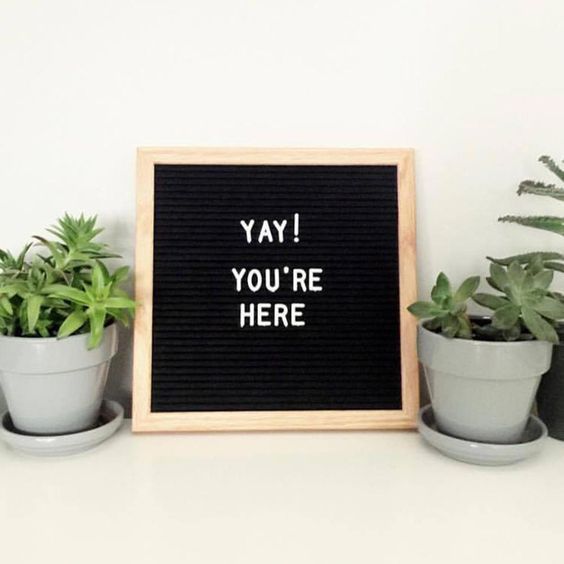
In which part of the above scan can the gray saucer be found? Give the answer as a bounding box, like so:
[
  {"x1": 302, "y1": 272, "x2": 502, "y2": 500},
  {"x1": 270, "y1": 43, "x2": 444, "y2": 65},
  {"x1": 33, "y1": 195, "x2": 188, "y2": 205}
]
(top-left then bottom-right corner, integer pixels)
[
  {"x1": 0, "y1": 399, "x2": 124, "y2": 456},
  {"x1": 418, "y1": 404, "x2": 547, "y2": 466}
]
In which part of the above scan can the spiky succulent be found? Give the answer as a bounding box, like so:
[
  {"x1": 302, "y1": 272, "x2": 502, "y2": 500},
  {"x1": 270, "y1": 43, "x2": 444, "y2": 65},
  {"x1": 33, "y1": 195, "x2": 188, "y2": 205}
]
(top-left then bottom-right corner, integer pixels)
[
  {"x1": 0, "y1": 214, "x2": 135, "y2": 348},
  {"x1": 491, "y1": 156, "x2": 564, "y2": 271}
]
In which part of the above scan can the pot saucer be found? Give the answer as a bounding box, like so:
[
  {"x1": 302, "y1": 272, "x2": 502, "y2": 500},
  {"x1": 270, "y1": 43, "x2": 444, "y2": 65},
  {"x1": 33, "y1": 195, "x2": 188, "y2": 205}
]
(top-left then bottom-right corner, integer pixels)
[
  {"x1": 0, "y1": 399, "x2": 124, "y2": 457},
  {"x1": 417, "y1": 405, "x2": 547, "y2": 466}
]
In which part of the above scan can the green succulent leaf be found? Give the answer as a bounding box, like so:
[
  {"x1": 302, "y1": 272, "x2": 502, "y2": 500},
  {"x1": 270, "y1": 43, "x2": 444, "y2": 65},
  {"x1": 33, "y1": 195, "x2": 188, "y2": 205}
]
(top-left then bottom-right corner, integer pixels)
[
  {"x1": 473, "y1": 293, "x2": 509, "y2": 310},
  {"x1": 87, "y1": 306, "x2": 107, "y2": 349},
  {"x1": 43, "y1": 284, "x2": 90, "y2": 305},
  {"x1": 544, "y1": 261, "x2": 564, "y2": 273},
  {"x1": 539, "y1": 155, "x2": 564, "y2": 184},
  {"x1": 532, "y1": 297, "x2": 564, "y2": 320},
  {"x1": 518, "y1": 180, "x2": 564, "y2": 201},
  {"x1": 489, "y1": 263, "x2": 510, "y2": 292},
  {"x1": 57, "y1": 309, "x2": 87, "y2": 338},
  {"x1": 507, "y1": 261, "x2": 526, "y2": 289},
  {"x1": 431, "y1": 272, "x2": 451, "y2": 306},
  {"x1": 26, "y1": 294, "x2": 44, "y2": 333},
  {"x1": 440, "y1": 314, "x2": 460, "y2": 338},
  {"x1": 522, "y1": 306, "x2": 559, "y2": 344},
  {"x1": 407, "y1": 301, "x2": 444, "y2": 319},
  {"x1": 0, "y1": 214, "x2": 134, "y2": 343},
  {"x1": 498, "y1": 216, "x2": 564, "y2": 237},
  {"x1": 533, "y1": 269, "x2": 554, "y2": 290},
  {"x1": 492, "y1": 304, "x2": 520, "y2": 330},
  {"x1": 454, "y1": 276, "x2": 480, "y2": 303},
  {"x1": 105, "y1": 297, "x2": 136, "y2": 309}
]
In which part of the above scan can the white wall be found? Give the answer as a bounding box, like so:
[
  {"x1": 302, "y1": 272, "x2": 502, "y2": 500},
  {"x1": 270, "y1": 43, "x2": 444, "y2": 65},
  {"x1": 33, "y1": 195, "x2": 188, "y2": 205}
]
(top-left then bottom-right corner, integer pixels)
[{"x1": 1, "y1": 0, "x2": 563, "y2": 413}]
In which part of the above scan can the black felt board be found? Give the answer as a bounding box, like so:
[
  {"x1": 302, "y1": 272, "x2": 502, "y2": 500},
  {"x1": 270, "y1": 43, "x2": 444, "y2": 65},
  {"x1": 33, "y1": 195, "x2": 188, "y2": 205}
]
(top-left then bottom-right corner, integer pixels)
[{"x1": 151, "y1": 164, "x2": 401, "y2": 412}]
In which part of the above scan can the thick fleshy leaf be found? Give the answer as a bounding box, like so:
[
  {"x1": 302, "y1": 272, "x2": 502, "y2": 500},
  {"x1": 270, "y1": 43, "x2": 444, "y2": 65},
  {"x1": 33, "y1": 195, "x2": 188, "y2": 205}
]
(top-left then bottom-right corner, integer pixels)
[
  {"x1": 518, "y1": 180, "x2": 564, "y2": 201},
  {"x1": 44, "y1": 284, "x2": 91, "y2": 305},
  {"x1": 522, "y1": 306, "x2": 559, "y2": 343},
  {"x1": 26, "y1": 294, "x2": 44, "y2": 333},
  {"x1": 457, "y1": 315, "x2": 473, "y2": 339},
  {"x1": 0, "y1": 296, "x2": 13, "y2": 315},
  {"x1": 431, "y1": 273, "x2": 451, "y2": 305},
  {"x1": 508, "y1": 261, "x2": 526, "y2": 289},
  {"x1": 492, "y1": 304, "x2": 520, "y2": 330},
  {"x1": 407, "y1": 301, "x2": 444, "y2": 319},
  {"x1": 91, "y1": 263, "x2": 105, "y2": 298},
  {"x1": 499, "y1": 216, "x2": 564, "y2": 237},
  {"x1": 87, "y1": 306, "x2": 106, "y2": 349},
  {"x1": 440, "y1": 314, "x2": 459, "y2": 338},
  {"x1": 472, "y1": 293, "x2": 509, "y2": 310},
  {"x1": 489, "y1": 263, "x2": 509, "y2": 291},
  {"x1": 57, "y1": 310, "x2": 87, "y2": 338},
  {"x1": 533, "y1": 269, "x2": 554, "y2": 290},
  {"x1": 454, "y1": 276, "x2": 480, "y2": 303},
  {"x1": 105, "y1": 297, "x2": 136, "y2": 309},
  {"x1": 532, "y1": 297, "x2": 564, "y2": 320},
  {"x1": 545, "y1": 261, "x2": 564, "y2": 273},
  {"x1": 488, "y1": 252, "x2": 564, "y2": 267}
]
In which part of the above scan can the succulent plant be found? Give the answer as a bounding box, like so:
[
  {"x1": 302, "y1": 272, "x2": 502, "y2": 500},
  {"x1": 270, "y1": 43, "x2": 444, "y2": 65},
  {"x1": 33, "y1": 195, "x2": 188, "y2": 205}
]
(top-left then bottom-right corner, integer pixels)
[
  {"x1": 473, "y1": 259, "x2": 564, "y2": 343},
  {"x1": 0, "y1": 214, "x2": 135, "y2": 348},
  {"x1": 408, "y1": 255, "x2": 564, "y2": 343},
  {"x1": 407, "y1": 273, "x2": 480, "y2": 338},
  {"x1": 490, "y1": 156, "x2": 564, "y2": 272}
]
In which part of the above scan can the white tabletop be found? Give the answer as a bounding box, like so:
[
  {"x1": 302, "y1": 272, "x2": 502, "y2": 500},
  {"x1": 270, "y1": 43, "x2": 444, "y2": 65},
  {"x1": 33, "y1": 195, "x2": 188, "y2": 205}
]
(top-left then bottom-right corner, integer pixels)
[{"x1": 1, "y1": 423, "x2": 563, "y2": 564}]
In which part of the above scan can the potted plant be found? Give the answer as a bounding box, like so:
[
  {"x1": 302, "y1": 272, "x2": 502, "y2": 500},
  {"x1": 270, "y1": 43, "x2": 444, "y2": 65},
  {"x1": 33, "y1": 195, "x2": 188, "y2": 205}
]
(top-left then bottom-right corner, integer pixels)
[
  {"x1": 490, "y1": 155, "x2": 564, "y2": 439},
  {"x1": 0, "y1": 214, "x2": 135, "y2": 435},
  {"x1": 409, "y1": 256, "x2": 564, "y2": 444}
]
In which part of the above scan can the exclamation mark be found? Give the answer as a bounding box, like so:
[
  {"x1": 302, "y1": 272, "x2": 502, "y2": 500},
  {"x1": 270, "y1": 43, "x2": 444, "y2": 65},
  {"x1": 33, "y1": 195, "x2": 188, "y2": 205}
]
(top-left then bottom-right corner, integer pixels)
[{"x1": 293, "y1": 213, "x2": 300, "y2": 243}]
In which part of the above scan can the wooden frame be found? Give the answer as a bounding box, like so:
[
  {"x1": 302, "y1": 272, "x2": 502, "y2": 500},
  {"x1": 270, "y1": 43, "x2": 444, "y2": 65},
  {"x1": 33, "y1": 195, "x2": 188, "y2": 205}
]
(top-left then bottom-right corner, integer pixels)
[{"x1": 132, "y1": 148, "x2": 418, "y2": 432}]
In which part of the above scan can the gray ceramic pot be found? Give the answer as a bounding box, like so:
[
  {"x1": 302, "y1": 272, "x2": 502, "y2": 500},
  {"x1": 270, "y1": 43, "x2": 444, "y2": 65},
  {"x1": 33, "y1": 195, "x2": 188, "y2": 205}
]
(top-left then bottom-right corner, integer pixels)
[
  {"x1": 0, "y1": 325, "x2": 118, "y2": 435},
  {"x1": 536, "y1": 327, "x2": 564, "y2": 440},
  {"x1": 418, "y1": 324, "x2": 553, "y2": 444}
]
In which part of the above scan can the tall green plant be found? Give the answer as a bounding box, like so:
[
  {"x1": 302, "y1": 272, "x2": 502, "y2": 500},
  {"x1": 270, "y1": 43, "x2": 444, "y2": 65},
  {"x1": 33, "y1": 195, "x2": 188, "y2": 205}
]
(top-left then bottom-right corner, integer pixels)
[
  {"x1": 0, "y1": 214, "x2": 135, "y2": 348},
  {"x1": 490, "y1": 156, "x2": 564, "y2": 272}
]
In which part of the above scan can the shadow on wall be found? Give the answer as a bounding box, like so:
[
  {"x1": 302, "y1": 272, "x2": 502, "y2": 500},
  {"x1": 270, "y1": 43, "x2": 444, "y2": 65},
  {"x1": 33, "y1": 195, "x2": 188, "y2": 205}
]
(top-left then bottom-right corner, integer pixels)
[{"x1": 106, "y1": 324, "x2": 134, "y2": 417}]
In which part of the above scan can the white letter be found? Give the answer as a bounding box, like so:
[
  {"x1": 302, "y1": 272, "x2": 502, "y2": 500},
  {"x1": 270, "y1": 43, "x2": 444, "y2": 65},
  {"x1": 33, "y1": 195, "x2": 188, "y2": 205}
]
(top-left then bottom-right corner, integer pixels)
[
  {"x1": 265, "y1": 269, "x2": 280, "y2": 293},
  {"x1": 273, "y1": 303, "x2": 289, "y2": 327},
  {"x1": 308, "y1": 268, "x2": 323, "y2": 292},
  {"x1": 291, "y1": 303, "x2": 305, "y2": 326},
  {"x1": 257, "y1": 303, "x2": 272, "y2": 327},
  {"x1": 231, "y1": 268, "x2": 246, "y2": 292},
  {"x1": 258, "y1": 221, "x2": 273, "y2": 244},
  {"x1": 240, "y1": 219, "x2": 255, "y2": 244},
  {"x1": 293, "y1": 269, "x2": 307, "y2": 292},
  {"x1": 240, "y1": 303, "x2": 254, "y2": 327},
  {"x1": 247, "y1": 269, "x2": 262, "y2": 292},
  {"x1": 272, "y1": 219, "x2": 287, "y2": 243}
]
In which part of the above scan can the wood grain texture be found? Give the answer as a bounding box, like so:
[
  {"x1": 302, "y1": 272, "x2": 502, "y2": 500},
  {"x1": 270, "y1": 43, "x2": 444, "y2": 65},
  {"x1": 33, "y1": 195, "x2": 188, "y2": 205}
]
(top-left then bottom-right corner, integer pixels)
[{"x1": 132, "y1": 148, "x2": 418, "y2": 432}]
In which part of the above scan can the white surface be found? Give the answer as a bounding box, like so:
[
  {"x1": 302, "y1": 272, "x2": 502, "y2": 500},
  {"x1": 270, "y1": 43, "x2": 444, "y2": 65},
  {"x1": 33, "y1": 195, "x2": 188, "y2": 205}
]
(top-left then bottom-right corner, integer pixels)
[
  {"x1": 1, "y1": 0, "x2": 564, "y2": 411},
  {"x1": 1, "y1": 424, "x2": 564, "y2": 563}
]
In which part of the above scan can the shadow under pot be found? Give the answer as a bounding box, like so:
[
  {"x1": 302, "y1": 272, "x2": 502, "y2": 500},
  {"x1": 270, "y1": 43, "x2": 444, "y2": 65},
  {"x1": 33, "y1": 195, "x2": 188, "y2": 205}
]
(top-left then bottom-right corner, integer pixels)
[
  {"x1": 0, "y1": 325, "x2": 118, "y2": 435},
  {"x1": 417, "y1": 323, "x2": 553, "y2": 444},
  {"x1": 537, "y1": 324, "x2": 564, "y2": 440}
]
